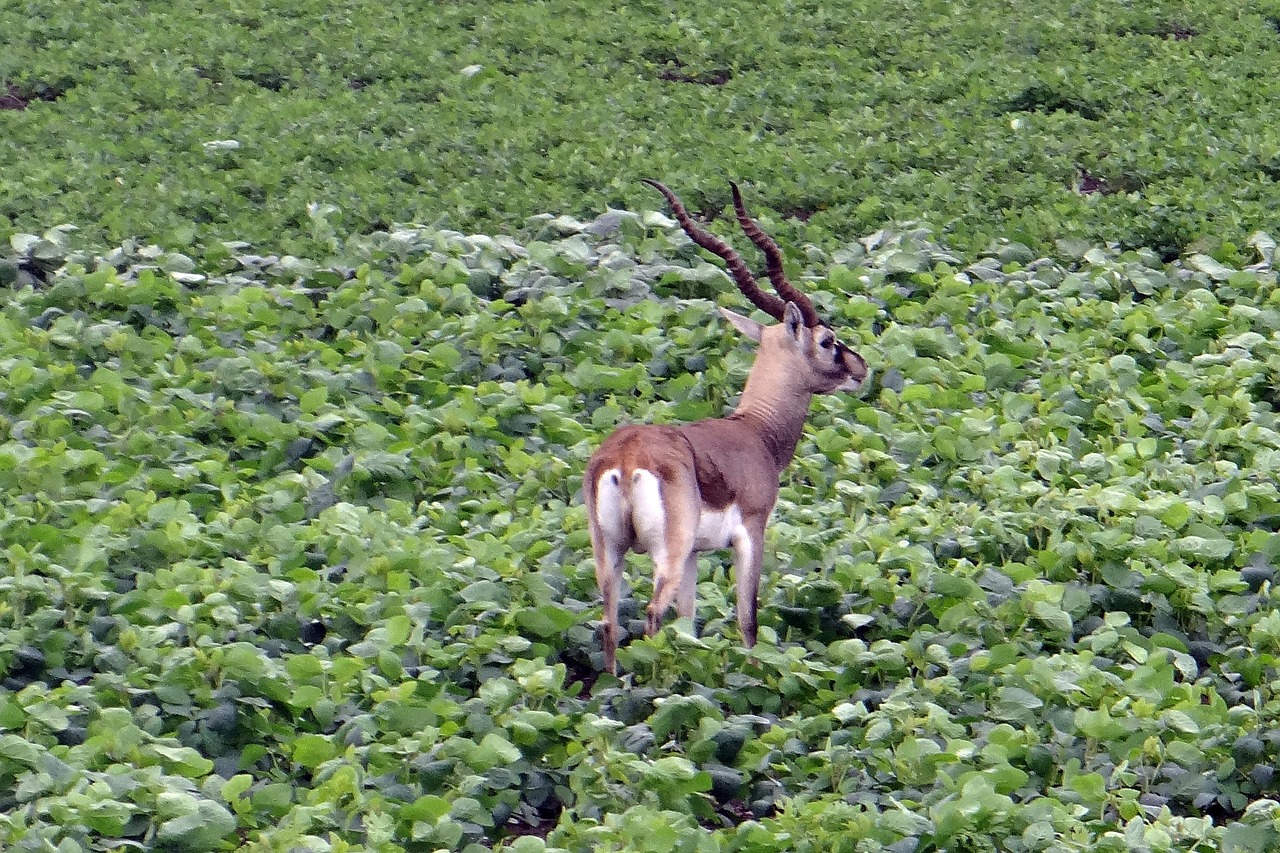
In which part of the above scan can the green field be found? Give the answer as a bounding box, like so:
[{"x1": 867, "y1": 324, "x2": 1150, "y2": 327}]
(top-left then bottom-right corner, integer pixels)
[
  {"x1": 6, "y1": 0, "x2": 1280, "y2": 257},
  {"x1": 4, "y1": 1, "x2": 1280, "y2": 851}
]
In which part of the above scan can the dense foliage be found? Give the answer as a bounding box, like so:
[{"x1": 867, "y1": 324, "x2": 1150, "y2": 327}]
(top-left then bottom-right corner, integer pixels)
[
  {"x1": 3, "y1": 209, "x2": 1280, "y2": 850},
  {"x1": 6, "y1": 0, "x2": 1280, "y2": 849},
  {"x1": 5, "y1": 0, "x2": 1280, "y2": 257}
]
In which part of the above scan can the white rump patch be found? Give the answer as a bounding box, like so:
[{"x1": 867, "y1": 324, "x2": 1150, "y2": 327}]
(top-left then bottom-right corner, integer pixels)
[
  {"x1": 628, "y1": 469, "x2": 666, "y2": 557},
  {"x1": 594, "y1": 468, "x2": 628, "y2": 544},
  {"x1": 595, "y1": 470, "x2": 746, "y2": 558}
]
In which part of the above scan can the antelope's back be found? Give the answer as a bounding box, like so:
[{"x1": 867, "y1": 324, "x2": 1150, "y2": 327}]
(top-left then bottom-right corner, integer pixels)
[{"x1": 585, "y1": 424, "x2": 694, "y2": 503}]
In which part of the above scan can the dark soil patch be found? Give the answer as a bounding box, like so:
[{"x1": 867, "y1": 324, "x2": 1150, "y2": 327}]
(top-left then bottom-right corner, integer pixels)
[
  {"x1": 659, "y1": 67, "x2": 731, "y2": 85},
  {"x1": 720, "y1": 799, "x2": 757, "y2": 825},
  {"x1": 1118, "y1": 19, "x2": 1198, "y2": 40},
  {"x1": 1, "y1": 80, "x2": 68, "y2": 110},
  {"x1": 0, "y1": 84, "x2": 25, "y2": 110},
  {"x1": 1074, "y1": 168, "x2": 1141, "y2": 196},
  {"x1": 502, "y1": 811, "x2": 560, "y2": 841},
  {"x1": 657, "y1": 58, "x2": 732, "y2": 86},
  {"x1": 560, "y1": 648, "x2": 600, "y2": 696},
  {"x1": 783, "y1": 206, "x2": 817, "y2": 223},
  {"x1": 1003, "y1": 85, "x2": 1103, "y2": 120},
  {"x1": 234, "y1": 70, "x2": 288, "y2": 91},
  {"x1": 699, "y1": 797, "x2": 777, "y2": 829}
]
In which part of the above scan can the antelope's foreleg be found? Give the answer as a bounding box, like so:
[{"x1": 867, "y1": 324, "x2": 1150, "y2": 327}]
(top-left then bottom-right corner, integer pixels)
[
  {"x1": 732, "y1": 524, "x2": 765, "y2": 648},
  {"x1": 675, "y1": 552, "x2": 698, "y2": 624}
]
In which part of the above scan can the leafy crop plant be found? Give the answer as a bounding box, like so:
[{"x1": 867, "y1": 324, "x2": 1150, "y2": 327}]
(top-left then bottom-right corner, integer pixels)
[{"x1": 1, "y1": 212, "x2": 1279, "y2": 850}]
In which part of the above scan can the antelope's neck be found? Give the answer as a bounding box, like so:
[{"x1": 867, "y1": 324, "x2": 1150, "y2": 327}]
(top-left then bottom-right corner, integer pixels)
[{"x1": 729, "y1": 371, "x2": 814, "y2": 471}]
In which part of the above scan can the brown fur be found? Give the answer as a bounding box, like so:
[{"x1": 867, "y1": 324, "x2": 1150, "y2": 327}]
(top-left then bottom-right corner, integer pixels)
[
  {"x1": 586, "y1": 305, "x2": 867, "y2": 672},
  {"x1": 584, "y1": 182, "x2": 869, "y2": 674}
]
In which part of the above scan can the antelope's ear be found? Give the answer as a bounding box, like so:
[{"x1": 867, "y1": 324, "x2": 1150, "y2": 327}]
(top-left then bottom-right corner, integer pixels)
[
  {"x1": 719, "y1": 307, "x2": 763, "y2": 342},
  {"x1": 782, "y1": 301, "x2": 804, "y2": 340}
]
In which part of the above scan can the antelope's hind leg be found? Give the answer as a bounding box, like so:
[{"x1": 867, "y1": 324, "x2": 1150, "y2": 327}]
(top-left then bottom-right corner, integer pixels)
[
  {"x1": 647, "y1": 549, "x2": 700, "y2": 637},
  {"x1": 591, "y1": 532, "x2": 628, "y2": 674},
  {"x1": 587, "y1": 471, "x2": 631, "y2": 674},
  {"x1": 636, "y1": 472, "x2": 699, "y2": 638},
  {"x1": 646, "y1": 547, "x2": 694, "y2": 637}
]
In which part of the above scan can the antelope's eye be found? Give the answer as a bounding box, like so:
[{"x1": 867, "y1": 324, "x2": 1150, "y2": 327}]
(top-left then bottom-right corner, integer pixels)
[{"x1": 819, "y1": 337, "x2": 834, "y2": 350}]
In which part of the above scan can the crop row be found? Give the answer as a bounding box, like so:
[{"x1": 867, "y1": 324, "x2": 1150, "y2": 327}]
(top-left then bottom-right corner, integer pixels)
[
  {"x1": 2, "y1": 210, "x2": 1280, "y2": 849},
  {"x1": 6, "y1": 0, "x2": 1280, "y2": 258}
]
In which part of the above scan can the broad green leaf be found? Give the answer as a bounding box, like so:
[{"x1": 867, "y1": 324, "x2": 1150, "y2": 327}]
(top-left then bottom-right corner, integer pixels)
[
  {"x1": 83, "y1": 798, "x2": 133, "y2": 837},
  {"x1": 427, "y1": 342, "x2": 461, "y2": 370},
  {"x1": 515, "y1": 604, "x2": 579, "y2": 637},
  {"x1": 300, "y1": 386, "x2": 328, "y2": 412},
  {"x1": 0, "y1": 734, "x2": 40, "y2": 765},
  {"x1": 150, "y1": 744, "x2": 214, "y2": 777},
  {"x1": 467, "y1": 732, "x2": 521, "y2": 771},
  {"x1": 1163, "y1": 710, "x2": 1200, "y2": 734},
  {"x1": 157, "y1": 800, "x2": 236, "y2": 851},
  {"x1": 384, "y1": 614, "x2": 412, "y2": 646},
  {"x1": 284, "y1": 654, "x2": 324, "y2": 682},
  {"x1": 1186, "y1": 253, "x2": 1234, "y2": 281},
  {"x1": 401, "y1": 794, "x2": 452, "y2": 822},
  {"x1": 292, "y1": 734, "x2": 338, "y2": 769},
  {"x1": 252, "y1": 783, "x2": 294, "y2": 816},
  {"x1": 1174, "y1": 535, "x2": 1234, "y2": 562},
  {"x1": 220, "y1": 774, "x2": 253, "y2": 801},
  {"x1": 1068, "y1": 772, "x2": 1106, "y2": 802}
]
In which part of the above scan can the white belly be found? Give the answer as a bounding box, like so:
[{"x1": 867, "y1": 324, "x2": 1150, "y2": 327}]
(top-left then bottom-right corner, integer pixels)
[{"x1": 693, "y1": 504, "x2": 743, "y2": 551}]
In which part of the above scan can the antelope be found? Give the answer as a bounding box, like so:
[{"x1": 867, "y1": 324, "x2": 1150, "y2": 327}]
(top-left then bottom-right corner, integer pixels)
[{"x1": 585, "y1": 180, "x2": 869, "y2": 673}]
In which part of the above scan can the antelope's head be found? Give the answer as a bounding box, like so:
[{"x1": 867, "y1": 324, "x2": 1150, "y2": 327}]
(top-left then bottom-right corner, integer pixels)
[{"x1": 643, "y1": 179, "x2": 868, "y2": 396}]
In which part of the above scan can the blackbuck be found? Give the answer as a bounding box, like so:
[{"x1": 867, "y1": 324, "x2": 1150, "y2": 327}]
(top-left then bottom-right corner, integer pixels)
[{"x1": 585, "y1": 180, "x2": 869, "y2": 673}]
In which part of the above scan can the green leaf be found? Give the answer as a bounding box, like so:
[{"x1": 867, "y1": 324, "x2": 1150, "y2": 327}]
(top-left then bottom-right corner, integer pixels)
[
  {"x1": 150, "y1": 744, "x2": 215, "y2": 776},
  {"x1": 0, "y1": 695, "x2": 25, "y2": 729},
  {"x1": 292, "y1": 734, "x2": 338, "y2": 769},
  {"x1": 157, "y1": 800, "x2": 236, "y2": 850},
  {"x1": 505, "y1": 836, "x2": 548, "y2": 853},
  {"x1": 83, "y1": 798, "x2": 133, "y2": 837},
  {"x1": 451, "y1": 795, "x2": 495, "y2": 828},
  {"x1": 284, "y1": 654, "x2": 324, "y2": 683},
  {"x1": 514, "y1": 604, "x2": 579, "y2": 637},
  {"x1": 1186, "y1": 253, "x2": 1234, "y2": 281},
  {"x1": 300, "y1": 386, "x2": 328, "y2": 412},
  {"x1": 220, "y1": 774, "x2": 253, "y2": 802},
  {"x1": 402, "y1": 794, "x2": 452, "y2": 822},
  {"x1": 427, "y1": 342, "x2": 461, "y2": 370},
  {"x1": 0, "y1": 734, "x2": 41, "y2": 765},
  {"x1": 1161, "y1": 501, "x2": 1192, "y2": 530},
  {"x1": 252, "y1": 783, "x2": 294, "y2": 817},
  {"x1": 384, "y1": 614, "x2": 412, "y2": 646},
  {"x1": 466, "y1": 732, "x2": 521, "y2": 771},
  {"x1": 1030, "y1": 600, "x2": 1072, "y2": 634},
  {"x1": 1068, "y1": 772, "x2": 1106, "y2": 803},
  {"x1": 1222, "y1": 822, "x2": 1279, "y2": 853},
  {"x1": 1163, "y1": 710, "x2": 1200, "y2": 734},
  {"x1": 25, "y1": 702, "x2": 69, "y2": 732},
  {"x1": 1174, "y1": 535, "x2": 1234, "y2": 562}
]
